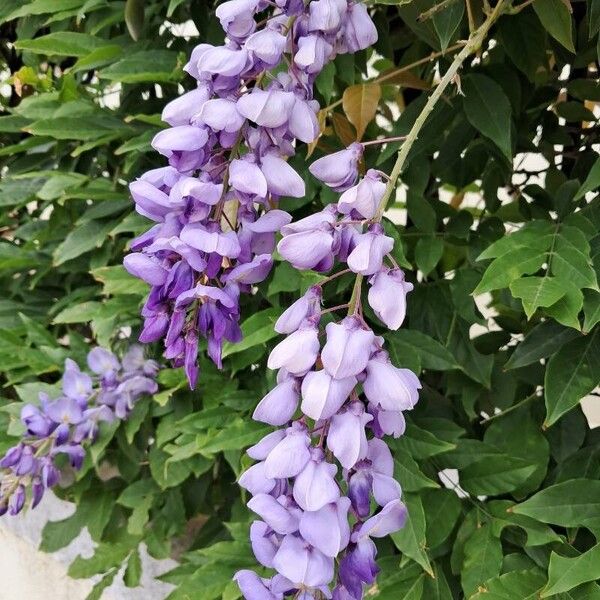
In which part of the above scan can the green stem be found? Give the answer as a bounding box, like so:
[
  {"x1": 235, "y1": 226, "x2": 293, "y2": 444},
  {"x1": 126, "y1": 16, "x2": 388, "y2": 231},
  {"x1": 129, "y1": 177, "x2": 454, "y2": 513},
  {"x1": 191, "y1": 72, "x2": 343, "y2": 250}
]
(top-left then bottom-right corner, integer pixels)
[{"x1": 347, "y1": 0, "x2": 509, "y2": 315}]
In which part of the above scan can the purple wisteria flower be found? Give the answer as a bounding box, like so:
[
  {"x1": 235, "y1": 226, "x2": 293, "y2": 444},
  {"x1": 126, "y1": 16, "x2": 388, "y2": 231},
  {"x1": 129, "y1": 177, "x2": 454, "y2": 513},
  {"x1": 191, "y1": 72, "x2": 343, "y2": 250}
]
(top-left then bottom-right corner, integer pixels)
[
  {"x1": 0, "y1": 346, "x2": 159, "y2": 516},
  {"x1": 236, "y1": 179, "x2": 419, "y2": 598},
  {"x1": 126, "y1": 0, "x2": 379, "y2": 389}
]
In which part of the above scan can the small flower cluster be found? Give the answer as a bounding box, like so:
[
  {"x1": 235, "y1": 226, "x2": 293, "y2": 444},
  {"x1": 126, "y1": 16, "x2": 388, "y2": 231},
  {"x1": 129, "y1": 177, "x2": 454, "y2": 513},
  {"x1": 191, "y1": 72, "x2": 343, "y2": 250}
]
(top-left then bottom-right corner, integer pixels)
[
  {"x1": 0, "y1": 347, "x2": 159, "y2": 516},
  {"x1": 124, "y1": 0, "x2": 378, "y2": 388},
  {"x1": 235, "y1": 149, "x2": 419, "y2": 599}
]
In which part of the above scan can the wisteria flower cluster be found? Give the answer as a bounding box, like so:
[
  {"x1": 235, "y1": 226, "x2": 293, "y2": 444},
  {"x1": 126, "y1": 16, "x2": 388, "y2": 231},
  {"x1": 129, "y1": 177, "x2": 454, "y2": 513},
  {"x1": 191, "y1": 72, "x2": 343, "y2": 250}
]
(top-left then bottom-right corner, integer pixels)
[
  {"x1": 0, "y1": 347, "x2": 159, "y2": 516},
  {"x1": 234, "y1": 150, "x2": 420, "y2": 599},
  {"x1": 124, "y1": 0, "x2": 377, "y2": 388}
]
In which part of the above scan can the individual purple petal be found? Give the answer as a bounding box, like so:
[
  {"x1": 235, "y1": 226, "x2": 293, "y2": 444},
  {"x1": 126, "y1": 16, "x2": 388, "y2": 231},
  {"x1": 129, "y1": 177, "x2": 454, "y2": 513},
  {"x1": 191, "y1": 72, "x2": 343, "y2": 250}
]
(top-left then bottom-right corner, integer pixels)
[
  {"x1": 0, "y1": 445, "x2": 22, "y2": 469},
  {"x1": 180, "y1": 222, "x2": 241, "y2": 258},
  {"x1": 221, "y1": 254, "x2": 273, "y2": 284},
  {"x1": 347, "y1": 224, "x2": 394, "y2": 276},
  {"x1": 129, "y1": 179, "x2": 172, "y2": 222},
  {"x1": 261, "y1": 154, "x2": 305, "y2": 198},
  {"x1": 309, "y1": 143, "x2": 363, "y2": 192},
  {"x1": 368, "y1": 403, "x2": 406, "y2": 438},
  {"x1": 320, "y1": 317, "x2": 375, "y2": 380},
  {"x1": 123, "y1": 252, "x2": 169, "y2": 286},
  {"x1": 250, "y1": 521, "x2": 279, "y2": 568},
  {"x1": 152, "y1": 126, "x2": 208, "y2": 157},
  {"x1": 8, "y1": 485, "x2": 26, "y2": 515},
  {"x1": 247, "y1": 429, "x2": 286, "y2": 460},
  {"x1": 162, "y1": 86, "x2": 210, "y2": 126},
  {"x1": 300, "y1": 370, "x2": 356, "y2": 421},
  {"x1": 308, "y1": 0, "x2": 347, "y2": 32},
  {"x1": 44, "y1": 396, "x2": 84, "y2": 425},
  {"x1": 229, "y1": 159, "x2": 268, "y2": 197},
  {"x1": 215, "y1": 0, "x2": 259, "y2": 37},
  {"x1": 293, "y1": 448, "x2": 339, "y2": 511},
  {"x1": 237, "y1": 89, "x2": 296, "y2": 128},
  {"x1": 299, "y1": 498, "x2": 351, "y2": 557},
  {"x1": 171, "y1": 176, "x2": 223, "y2": 207},
  {"x1": 197, "y1": 98, "x2": 245, "y2": 133},
  {"x1": 273, "y1": 534, "x2": 334, "y2": 588},
  {"x1": 348, "y1": 468, "x2": 372, "y2": 519},
  {"x1": 294, "y1": 35, "x2": 334, "y2": 74},
  {"x1": 367, "y1": 268, "x2": 413, "y2": 330},
  {"x1": 253, "y1": 377, "x2": 299, "y2": 426},
  {"x1": 264, "y1": 422, "x2": 311, "y2": 478},
  {"x1": 372, "y1": 472, "x2": 402, "y2": 507},
  {"x1": 275, "y1": 286, "x2": 322, "y2": 335},
  {"x1": 62, "y1": 359, "x2": 93, "y2": 403},
  {"x1": 31, "y1": 477, "x2": 45, "y2": 509},
  {"x1": 87, "y1": 347, "x2": 120, "y2": 376},
  {"x1": 234, "y1": 570, "x2": 279, "y2": 600},
  {"x1": 288, "y1": 98, "x2": 321, "y2": 143},
  {"x1": 344, "y1": 2, "x2": 378, "y2": 52},
  {"x1": 21, "y1": 404, "x2": 53, "y2": 438},
  {"x1": 183, "y1": 43, "x2": 213, "y2": 79},
  {"x1": 175, "y1": 284, "x2": 236, "y2": 310},
  {"x1": 245, "y1": 209, "x2": 292, "y2": 234},
  {"x1": 363, "y1": 351, "x2": 420, "y2": 412},
  {"x1": 281, "y1": 205, "x2": 338, "y2": 235},
  {"x1": 239, "y1": 462, "x2": 276, "y2": 495},
  {"x1": 367, "y1": 438, "x2": 394, "y2": 476},
  {"x1": 354, "y1": 499, "x2": 408, "y2": 539},
  {"x1": 338, "y1": 170, "x2": 387, "y2": 219},
  {"x1": 245, "y1": 27, "x2": 287, "y2": 66},
  {"x1": 278, "y1": 229, "x2": 335, "y2": 271},
  {"x1": 326, "y1": 402, "x2": 371, "y2": 469},
  {"x1": 247, "y1": 494, "x2": 300, "y2": 534},
  {"x1": 267, "y1": 323, "x2": 320, "y2": 375},
  {"x1": 196, "y1": 46, "x2": 248, "y2": 77}
]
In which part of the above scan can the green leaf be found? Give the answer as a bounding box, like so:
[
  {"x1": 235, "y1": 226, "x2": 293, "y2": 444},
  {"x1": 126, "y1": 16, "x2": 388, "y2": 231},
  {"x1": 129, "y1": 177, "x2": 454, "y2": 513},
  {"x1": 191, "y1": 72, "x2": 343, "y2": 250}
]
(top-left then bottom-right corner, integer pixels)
[
  {"x1": 510, "y1": 276, "x2": 567, "y2": 319},
  {"x1": 513, "y1": 478, "x2": 600, "y2": 530},
  {"x1": 124, "y1": 548, "x2": 142, "y2": 588},
  {"x1": 415, "y1": 236, "x2": 444, "y2": 276},
  {"x1": 197, "y1": 420, "x2": 271, "y2": 454},
  {"x1": 533, "y1": 0, "x2": 575, "y2": 52},
  {"x1": 222, "y1": 308, "x2": 280, "y2": 358},
  {"x1": 125, "y1": 0, "x2": 144, "y2": 41},
  {"x1": 583, "y1": 290, "x2": 600, "y2": 333},
  {"x1": 40, "y1": 490, "x2": 113, "y2": 552},
  {"x1": 69, "y1": 541, "x2": 132, "y2": 579},
  {"x1": 167, "y1": 0, "x2": 187, "y2": 16},
  {"x1": 432, "y1": 2, "x2": 464, "y2": 51},
  {"x1": 26, "y1": 115, "x2": 126, "y2": 141},
  {"x1": 460, "y1": 456, "x2": 537, "y2": 496},
  {"x1": 462, "y1": 73, "x2": 513, "y2": 160},
  {"x1": 544, "y1": 330, "x2": 600, "y2": 426},
  {"x1": 422, "y1": 488, "x2": 462, "y2": 549},
  {"x1": 575, "y1": 156, "x2": 600, "y2": 201},
  {"x1": 387, "y1": 329, "x2": 459, "y2": 371},
  {"x1": 475, "y1": 247, "x2": 546, "y2": 294},
  {"x1": 590, "y1": 0, "x2": 600, "y2": 38},
  {"x1": 14, "y1": 32, "x2": 107, "y2": 56},
  {"x1": 53, "y1": 301, "x2": 102, "y2": 324},
  {"x1": 53, "y1": 220, "x2": 114, "y2": 265},
  {"x1": 3, "y1": 0, "x2": 85, "y2": 21},
  {"x1": 99, "y1": 50, "x2": 179, "y2": 83},
  {"x1": 505, "y1": 320, "x2": 579, "y2": 370},
  {"x1": 470, "y1": 569, "x2": 546, "y2": 600},
  {"x1": 394, "y1": 446, "x2": 440, "y2": 492},
  {"x1": 461, "y1": 524, "x2": 503, "y2": 597},
  {"x1": 391, "y1": 493, "x2": 433, "y2": 575},
  {"x1": 394, "y1": 422, "x2": 456, "y2": 459},
  {"x1": 542, "y1": 544, "x2": 600, "y2": 597}
]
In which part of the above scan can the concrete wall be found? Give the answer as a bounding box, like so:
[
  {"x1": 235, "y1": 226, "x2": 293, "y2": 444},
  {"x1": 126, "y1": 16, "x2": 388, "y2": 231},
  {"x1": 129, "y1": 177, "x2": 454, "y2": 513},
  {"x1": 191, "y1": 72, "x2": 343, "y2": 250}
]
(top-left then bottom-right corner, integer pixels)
[{"x1": 0, "y1": 491, "x2": 176, "y2": 600}]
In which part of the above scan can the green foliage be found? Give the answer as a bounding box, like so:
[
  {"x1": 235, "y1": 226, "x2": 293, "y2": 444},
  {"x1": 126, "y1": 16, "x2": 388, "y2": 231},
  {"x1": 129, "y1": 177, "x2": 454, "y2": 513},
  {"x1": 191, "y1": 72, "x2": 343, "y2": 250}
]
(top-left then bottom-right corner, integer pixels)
[{"x1": 1, "y1": 0, "x2": 600, "y2": 598}]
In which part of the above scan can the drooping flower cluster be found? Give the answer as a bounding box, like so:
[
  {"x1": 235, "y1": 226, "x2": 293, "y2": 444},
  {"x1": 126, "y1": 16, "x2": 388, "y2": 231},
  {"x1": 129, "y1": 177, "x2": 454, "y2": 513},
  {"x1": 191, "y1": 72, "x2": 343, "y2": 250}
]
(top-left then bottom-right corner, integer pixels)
[
  {"x1": 0, "y1": 346, "x2": 159, "y2": 516},
  {"x1": 124, "y1": 0, "x2": 378, "y2": 388},
  {"x1": 235, "y1": 150, "x2": 419, "y2": 599}
]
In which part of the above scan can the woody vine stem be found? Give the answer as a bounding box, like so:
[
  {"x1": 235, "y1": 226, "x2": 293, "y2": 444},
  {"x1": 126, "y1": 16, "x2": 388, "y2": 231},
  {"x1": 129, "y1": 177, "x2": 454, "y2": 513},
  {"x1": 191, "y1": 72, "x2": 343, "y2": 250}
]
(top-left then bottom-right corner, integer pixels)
[{"x1": 347, "y1": 0, "x2": 510, "y2": 315}]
